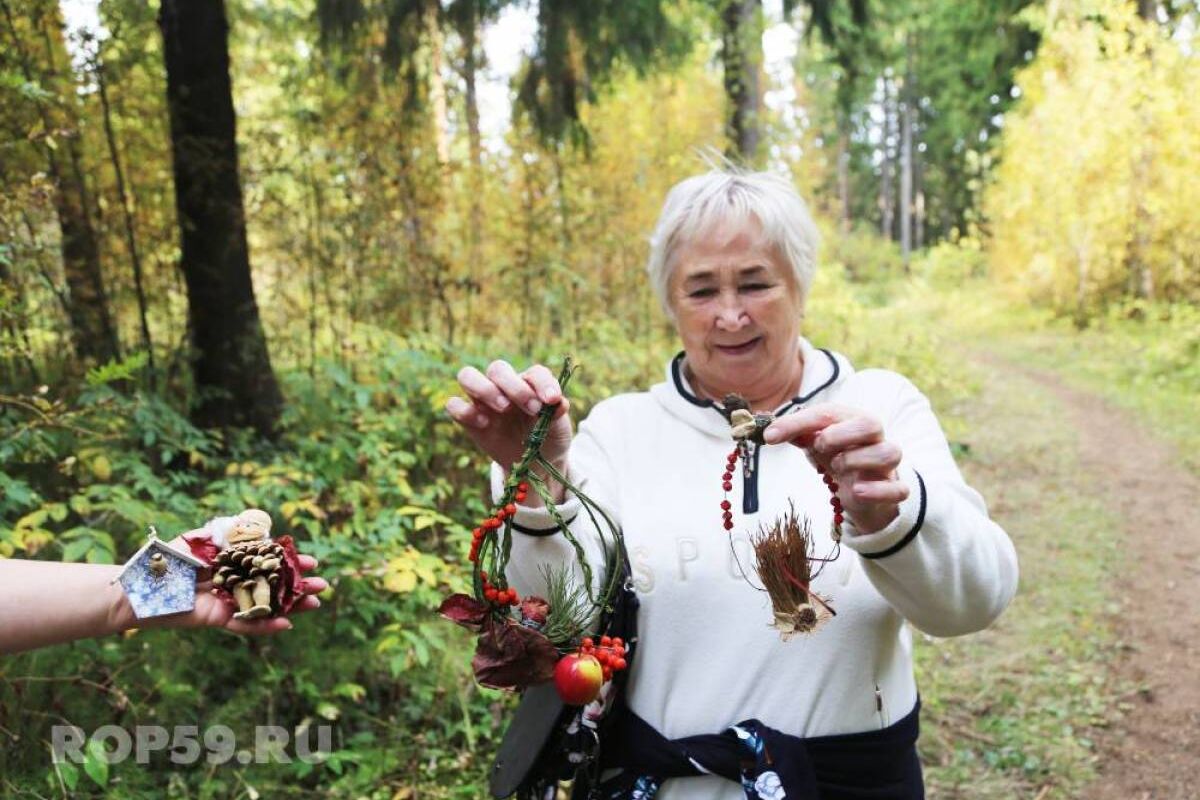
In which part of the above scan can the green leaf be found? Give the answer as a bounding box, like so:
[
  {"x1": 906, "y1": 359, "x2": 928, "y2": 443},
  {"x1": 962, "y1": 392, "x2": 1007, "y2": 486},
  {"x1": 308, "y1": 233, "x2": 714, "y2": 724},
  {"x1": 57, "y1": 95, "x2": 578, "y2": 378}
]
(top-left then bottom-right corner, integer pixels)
[
  {"x1": 56, "y1": 759, "x2": 79, "y2": 791},
  {"x1": 333, "y1": 682, "x2": 367, "y2": 702},
  {"x1": 14, "y1": 508, "x2": 48, "y2": 531},
  {"x1": 61, "y1": 538, "x2": 92, "y2": 563},
  {"x1": 68, "y1": 494, "x2": 93, "y2": 515},
  {"x1": 85, "y1": 352, "x2": 148, "y2": 387},
  {"x1": 83, "y1": 739, "x2": 108, "y2": 788}
]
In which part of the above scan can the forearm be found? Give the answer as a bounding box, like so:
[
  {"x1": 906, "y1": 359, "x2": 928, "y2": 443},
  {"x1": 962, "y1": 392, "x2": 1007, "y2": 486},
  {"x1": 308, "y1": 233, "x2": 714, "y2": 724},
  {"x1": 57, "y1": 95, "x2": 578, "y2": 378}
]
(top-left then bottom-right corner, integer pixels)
[
  {"x1": 0, "y1": 561, "x2": 133, "y2": 655},
  {"x1": 844, "y1": 465, "x2": 1018, "y2": 636}
]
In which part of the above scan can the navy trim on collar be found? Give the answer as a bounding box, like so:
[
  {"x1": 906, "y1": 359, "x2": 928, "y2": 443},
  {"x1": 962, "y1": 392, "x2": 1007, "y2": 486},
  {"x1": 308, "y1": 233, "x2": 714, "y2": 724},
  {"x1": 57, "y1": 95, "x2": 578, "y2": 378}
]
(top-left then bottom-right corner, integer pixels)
[
  {"x1": 511, "y1": 516, "x2": 578, "y2": 537},
  {"x1": 669, "y1": 348, "x2": 841, "y2": 417}
]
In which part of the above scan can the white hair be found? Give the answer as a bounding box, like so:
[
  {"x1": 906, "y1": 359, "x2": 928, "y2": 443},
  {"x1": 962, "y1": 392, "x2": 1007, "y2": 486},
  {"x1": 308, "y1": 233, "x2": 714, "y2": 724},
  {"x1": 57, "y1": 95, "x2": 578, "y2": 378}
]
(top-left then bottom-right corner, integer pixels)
[{"x1": 646, "y1": 167, "x2": 821, "y2": 317}]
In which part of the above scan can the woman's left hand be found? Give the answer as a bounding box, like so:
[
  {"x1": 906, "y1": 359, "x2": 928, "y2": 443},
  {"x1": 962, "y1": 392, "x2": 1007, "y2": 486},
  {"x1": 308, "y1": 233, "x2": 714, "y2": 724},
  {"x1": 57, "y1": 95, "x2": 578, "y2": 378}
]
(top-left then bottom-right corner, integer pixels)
[{"x1": 763, "y1": 404, "x2": 908, "y2": 534}]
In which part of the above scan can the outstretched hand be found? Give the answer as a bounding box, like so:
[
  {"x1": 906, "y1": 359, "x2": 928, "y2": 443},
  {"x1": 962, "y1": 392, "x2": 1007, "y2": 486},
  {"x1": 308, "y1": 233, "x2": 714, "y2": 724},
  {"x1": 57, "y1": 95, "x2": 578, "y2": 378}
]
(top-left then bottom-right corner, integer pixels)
[
  {"x1": 763, "y1": 403, "x2": 908, "y2": 534},
  {"x1": 445, "y1": 360, "x2": 572, "y2": 505}
]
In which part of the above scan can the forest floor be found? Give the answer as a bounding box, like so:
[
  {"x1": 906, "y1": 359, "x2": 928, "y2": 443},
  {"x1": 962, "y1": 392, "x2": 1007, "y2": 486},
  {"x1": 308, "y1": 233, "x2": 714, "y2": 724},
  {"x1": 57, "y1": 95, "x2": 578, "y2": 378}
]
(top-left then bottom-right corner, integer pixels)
[
  {"x1": 916, "y1": 331, "x2": 1200, "y2": 799},
  {"x1": 989, "y1": 353, "x2": 1200, "y2": 800}
]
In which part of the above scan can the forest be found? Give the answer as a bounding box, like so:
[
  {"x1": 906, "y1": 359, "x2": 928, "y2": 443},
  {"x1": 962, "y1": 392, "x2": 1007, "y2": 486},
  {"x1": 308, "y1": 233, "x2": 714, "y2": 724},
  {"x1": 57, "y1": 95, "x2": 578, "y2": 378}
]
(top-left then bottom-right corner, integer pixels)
[{"x1": 1, "y1": 0, "x2": 1198, "y2": 797}]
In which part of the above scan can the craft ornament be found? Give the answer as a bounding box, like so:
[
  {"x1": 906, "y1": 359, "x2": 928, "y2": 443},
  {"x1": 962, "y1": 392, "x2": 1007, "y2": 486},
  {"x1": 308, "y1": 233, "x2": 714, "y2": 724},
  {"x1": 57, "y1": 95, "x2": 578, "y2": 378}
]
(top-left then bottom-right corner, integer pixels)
[
  {"x1": 113, "y1": 526, "x2": 206, "y2": 619},
  {"x1": 184, "y1": 509, "x2": 306, "y2": 620}
]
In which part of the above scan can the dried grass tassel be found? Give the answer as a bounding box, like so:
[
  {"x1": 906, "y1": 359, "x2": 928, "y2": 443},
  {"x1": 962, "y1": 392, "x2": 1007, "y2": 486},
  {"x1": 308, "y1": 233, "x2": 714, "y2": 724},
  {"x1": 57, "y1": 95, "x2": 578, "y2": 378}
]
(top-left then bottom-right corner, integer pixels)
[{"x1": 751, "y1": 503, "x2": 836, "y2": 640}]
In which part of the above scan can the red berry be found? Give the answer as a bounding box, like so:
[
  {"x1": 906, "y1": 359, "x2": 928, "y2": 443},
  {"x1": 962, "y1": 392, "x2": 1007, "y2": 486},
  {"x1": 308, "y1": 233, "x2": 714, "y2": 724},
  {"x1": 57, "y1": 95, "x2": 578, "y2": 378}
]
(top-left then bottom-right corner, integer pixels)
[
  {"x1": 480, "y1": 571, "x2": 488, "y2": 580},
  {"x1": 505, "y1": 503, "x2": 517, "y2": 515},
  {"x1": 485, "y1": 588, "x2": 498, "y2": 602},
  {"x1": 602, "y1": 667, "x2": 613, "y2": 681},
  {"x1": 612, "y1": 637, "x2": 624, "y2": 647},
  {"x1": 581, "y1": 637, "x2": 593, "y2": 649},
  {"x1": 515, "y1": 492, "x2": 528, "y2": 503},
  {"x1": 722, "y1": 471, "x2": 732, "y2": 481},
  {"x1": 517, "y1": 481, "x2": 529, "y2": 492},
  {"x1": 834, "y1": 513, "x2": 844, "y2": 524},
  {"x1": 720, "y1": 500, "x2": 731, "y2": 510},
  {"x1": 600, "y1": 635, "x2": 612, "y2": 646},
  {"x1": 829, "y1": 482, "x2": 839, "y2": 492},
  {"x1": 723, "y1": 520, "x2": 734, "y2": 530},
  {"x1": 722, "y1": 481, "x2": 732, "y2": 491},
  {"x1": 614, "y1": 658, "x2": 627, "y2": 671}
]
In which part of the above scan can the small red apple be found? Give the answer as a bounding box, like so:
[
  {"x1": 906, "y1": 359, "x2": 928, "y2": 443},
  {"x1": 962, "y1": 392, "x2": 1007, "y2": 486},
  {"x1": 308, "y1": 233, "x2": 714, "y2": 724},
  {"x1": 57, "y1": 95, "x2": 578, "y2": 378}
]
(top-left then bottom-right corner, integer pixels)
[{"x1": 554, "y1": 653, "x2": 603, "y2": 705}]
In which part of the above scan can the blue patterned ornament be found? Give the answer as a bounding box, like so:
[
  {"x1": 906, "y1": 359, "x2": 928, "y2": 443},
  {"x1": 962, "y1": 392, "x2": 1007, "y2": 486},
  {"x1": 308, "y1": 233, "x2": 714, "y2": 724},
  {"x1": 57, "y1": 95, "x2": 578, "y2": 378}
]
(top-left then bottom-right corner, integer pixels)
[{"x1": 113, "y1": 527, "x2": 206, "y2": 619}]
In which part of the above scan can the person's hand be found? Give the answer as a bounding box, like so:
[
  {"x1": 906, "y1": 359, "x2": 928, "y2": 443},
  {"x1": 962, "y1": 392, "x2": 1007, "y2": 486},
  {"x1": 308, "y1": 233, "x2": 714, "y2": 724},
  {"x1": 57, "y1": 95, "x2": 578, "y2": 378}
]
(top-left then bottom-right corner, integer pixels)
[
  {"x1": 763, "y1": 403, "x2": 908, "y2": 534},
  {"x1": 445, "y1": 361, "x2": 572, "y2": 505},
  {"x1": 136, "y1": 537, "x2": 326, "y2": 636}
]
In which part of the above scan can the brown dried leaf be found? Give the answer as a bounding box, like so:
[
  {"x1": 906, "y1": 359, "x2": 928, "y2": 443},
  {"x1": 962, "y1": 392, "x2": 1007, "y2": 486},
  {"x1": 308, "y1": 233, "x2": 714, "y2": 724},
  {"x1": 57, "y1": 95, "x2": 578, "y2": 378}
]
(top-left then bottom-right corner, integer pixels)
[{"x1": 472, "y1": 617, "x2": 559, "y2": 691}]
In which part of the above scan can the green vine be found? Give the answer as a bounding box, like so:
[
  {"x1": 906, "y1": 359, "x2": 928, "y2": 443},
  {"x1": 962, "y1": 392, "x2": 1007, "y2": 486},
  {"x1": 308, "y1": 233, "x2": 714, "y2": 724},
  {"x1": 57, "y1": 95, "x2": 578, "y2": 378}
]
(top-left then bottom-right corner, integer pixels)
[{"x1": 471, "y1": 356, "x2": 625, "y2": 627}]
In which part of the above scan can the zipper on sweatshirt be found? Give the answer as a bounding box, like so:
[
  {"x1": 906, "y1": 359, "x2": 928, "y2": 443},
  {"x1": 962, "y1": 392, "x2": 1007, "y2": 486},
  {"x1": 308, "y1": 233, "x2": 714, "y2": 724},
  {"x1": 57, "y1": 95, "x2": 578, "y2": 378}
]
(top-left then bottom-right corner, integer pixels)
[{"x1": 742, "y1": 440, "x2": 761, "y2": 514}]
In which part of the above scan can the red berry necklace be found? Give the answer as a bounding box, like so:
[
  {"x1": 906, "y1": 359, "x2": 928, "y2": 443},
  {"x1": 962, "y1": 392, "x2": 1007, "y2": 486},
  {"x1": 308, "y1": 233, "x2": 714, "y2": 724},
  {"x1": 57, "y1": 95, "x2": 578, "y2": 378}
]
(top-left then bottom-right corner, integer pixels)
[{"x1": 722, "y1": 395, "x2": 842, "y2": 638}]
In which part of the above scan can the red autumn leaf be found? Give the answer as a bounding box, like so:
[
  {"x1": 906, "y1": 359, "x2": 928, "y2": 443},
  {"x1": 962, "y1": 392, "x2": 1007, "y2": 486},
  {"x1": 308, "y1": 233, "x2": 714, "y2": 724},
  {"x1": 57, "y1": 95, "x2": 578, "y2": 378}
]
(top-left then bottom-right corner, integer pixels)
[
  {"x1": 439, "y1": 593, "x2": 490, "y2": 632},
  {"x1": 471, "y1": 617, "x2": 559, "y2": 691},
  {"x1": 273, "y1": 536, "x2": 305, "y2": 615},
  {"x1": 183, "y1": 534, "x2": 220, "y2": 564}
]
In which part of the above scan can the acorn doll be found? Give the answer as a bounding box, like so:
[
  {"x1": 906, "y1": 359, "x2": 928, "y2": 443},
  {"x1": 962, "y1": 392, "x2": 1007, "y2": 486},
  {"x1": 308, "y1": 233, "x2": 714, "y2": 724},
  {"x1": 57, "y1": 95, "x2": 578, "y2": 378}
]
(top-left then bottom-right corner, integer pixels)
[{"x1": 184, "y1": 509, "x2": 305, "y2": 620}]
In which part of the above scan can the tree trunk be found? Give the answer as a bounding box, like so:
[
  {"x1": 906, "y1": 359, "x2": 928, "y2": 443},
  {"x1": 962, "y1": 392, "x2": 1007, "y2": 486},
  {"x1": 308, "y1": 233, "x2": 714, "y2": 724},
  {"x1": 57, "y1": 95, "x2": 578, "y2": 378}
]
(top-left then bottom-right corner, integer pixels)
[
  {"x1": 837, "y1": 122, "x2": 851, "y2": 234},
  {"x1": 460, "y1": 0, "x2": 483, "y2": 329},
  {"x1": 425, "y1": 0, "x2": 451, "y2": 168},
  {"x1": 1128, "y1": 2, "x2": 1156, "y2": 300},
  {"x1": 721, "y1": 0, "x2": 764, "y2": 165},
  {"x1": 3, "y1": 0, "x2": 120, "y2": 368},
  {"x1": 900, "y1": 42, "x2": 914, "y2": 270},
  {"x1": 159, "y1": 0, "x2": 283, "y2": 436},
  {"x1": 914, "y1": 136, "x2": 925, "y2": 251},
  {"x1": 93, "y1": 44, "x2": 155, "y2": 384},
  {"x1": 879, "y1": 75, "x2": 895, "y2": 241}
]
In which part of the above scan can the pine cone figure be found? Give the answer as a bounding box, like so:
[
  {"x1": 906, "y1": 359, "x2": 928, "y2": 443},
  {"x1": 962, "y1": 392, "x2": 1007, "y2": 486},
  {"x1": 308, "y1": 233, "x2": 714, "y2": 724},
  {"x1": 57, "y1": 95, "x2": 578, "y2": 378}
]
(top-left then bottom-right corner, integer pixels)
[{"x1": 211, "y1": 539, "x2": 286, "y2": 619}]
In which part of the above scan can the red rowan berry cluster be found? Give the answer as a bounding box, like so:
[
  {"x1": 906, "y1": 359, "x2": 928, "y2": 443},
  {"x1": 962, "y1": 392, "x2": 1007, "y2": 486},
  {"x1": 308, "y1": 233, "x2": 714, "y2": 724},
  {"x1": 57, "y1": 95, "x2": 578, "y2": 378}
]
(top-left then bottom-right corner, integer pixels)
[
  {"x1": 578, "y1": 635, "x2": 628, "y2": 683},
  {"x1": 468, "y1": 481, "x2": 530, "y2": 565}
]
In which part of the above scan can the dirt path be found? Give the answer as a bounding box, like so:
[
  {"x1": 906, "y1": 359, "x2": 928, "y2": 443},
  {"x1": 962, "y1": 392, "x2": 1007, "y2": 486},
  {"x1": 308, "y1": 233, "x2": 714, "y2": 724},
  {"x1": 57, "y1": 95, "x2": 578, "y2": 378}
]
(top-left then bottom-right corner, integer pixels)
[{"x1": 992, "y1": 359, "x2": 1200, "y2": 799}]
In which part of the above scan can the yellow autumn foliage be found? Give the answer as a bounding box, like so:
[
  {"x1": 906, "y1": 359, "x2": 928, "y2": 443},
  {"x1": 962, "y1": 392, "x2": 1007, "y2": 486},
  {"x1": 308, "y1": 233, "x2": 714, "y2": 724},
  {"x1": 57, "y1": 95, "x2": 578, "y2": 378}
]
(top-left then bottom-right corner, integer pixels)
[{"x1": 985, "y1": 5, "x2": 1200, "y2": 316}]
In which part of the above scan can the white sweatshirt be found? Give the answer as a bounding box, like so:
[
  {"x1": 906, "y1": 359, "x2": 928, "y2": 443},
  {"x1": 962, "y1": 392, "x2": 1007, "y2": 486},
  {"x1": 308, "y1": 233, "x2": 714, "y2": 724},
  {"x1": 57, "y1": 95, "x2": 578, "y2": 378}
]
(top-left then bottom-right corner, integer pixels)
[{"x1": 495, "y1": 338, "x2": 1019, "y2": 800}]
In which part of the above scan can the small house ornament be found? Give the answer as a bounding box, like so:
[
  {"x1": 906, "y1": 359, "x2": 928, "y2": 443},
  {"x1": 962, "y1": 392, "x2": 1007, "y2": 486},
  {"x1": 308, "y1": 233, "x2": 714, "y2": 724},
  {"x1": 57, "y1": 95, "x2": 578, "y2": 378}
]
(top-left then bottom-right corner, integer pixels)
[{"x1": 113, "y1": 526, "x2": 206, "y2": 619}]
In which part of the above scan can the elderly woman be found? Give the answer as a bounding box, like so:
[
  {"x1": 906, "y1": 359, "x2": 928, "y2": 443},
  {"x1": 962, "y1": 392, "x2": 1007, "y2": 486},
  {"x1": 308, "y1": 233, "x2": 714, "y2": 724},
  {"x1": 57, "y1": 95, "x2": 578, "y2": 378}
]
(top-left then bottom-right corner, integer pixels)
[{"x1": 446, "y1": 168, "x2": 1018, "y2": 799}]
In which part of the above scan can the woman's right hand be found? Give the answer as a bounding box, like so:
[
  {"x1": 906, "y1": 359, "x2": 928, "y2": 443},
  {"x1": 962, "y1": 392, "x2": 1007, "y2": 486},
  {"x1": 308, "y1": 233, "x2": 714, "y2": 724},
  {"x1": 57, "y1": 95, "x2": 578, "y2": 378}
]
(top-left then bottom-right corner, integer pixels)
[{"x1": 445, "y1": 361, "x2": 572, "y2": 503}]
